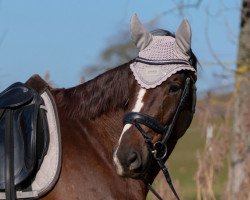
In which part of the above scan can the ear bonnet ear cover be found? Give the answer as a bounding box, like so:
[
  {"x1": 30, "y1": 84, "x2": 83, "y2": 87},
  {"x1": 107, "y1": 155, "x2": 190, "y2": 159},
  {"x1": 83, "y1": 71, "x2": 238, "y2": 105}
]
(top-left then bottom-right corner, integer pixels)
[{"x1": 130, "y1": 15, "x2": 196, "y2": 89}]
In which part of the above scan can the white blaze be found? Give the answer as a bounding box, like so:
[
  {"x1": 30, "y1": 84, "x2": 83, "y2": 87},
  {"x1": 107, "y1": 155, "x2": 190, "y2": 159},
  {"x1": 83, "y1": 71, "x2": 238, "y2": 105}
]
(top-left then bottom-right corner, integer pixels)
[{"x1": 113, "y1": 88, "x2": 146, "y2": 175}]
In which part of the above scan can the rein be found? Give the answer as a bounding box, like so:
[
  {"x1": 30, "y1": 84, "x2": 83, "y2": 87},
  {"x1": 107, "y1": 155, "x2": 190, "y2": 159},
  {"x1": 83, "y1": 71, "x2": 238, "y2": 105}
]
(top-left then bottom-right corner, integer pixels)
[{"x1": 123, "y1": 77, "x2": 193, "y2": 200}]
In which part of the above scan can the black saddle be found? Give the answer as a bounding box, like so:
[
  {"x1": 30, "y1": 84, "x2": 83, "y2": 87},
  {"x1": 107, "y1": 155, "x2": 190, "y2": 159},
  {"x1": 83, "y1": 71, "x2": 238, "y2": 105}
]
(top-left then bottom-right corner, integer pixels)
[{"x1": 0, "y1": 81, "x2": 49, "y2": 199}]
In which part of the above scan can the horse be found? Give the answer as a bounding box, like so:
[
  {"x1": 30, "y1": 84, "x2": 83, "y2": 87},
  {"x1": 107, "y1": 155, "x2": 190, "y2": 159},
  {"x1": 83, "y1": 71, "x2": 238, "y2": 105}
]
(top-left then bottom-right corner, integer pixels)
[
  {"x1": 0, "y1": 15, "x2": 197, "y2": 200},
  {"x1": 44, "y1": 15, "x2": 197, "y2": 200}
]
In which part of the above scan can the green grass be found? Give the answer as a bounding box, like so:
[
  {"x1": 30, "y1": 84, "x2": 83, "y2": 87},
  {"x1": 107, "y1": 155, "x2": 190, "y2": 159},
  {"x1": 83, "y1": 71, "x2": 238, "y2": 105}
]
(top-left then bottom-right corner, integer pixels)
[
  {"x1": 167, "y1": 119, "x2": 205, "y2": 200},
  {"x1": 147, "y1": 116, "x2": 229, "y2": 200},
  {"x1": 146, "y1": 92, "x2": 234, "y2": 200}
]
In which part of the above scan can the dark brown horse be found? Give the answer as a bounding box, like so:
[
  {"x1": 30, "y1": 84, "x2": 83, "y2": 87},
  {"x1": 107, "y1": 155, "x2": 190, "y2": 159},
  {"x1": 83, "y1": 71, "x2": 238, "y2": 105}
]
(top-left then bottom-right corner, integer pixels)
[{"x1": 39, "y1": 15, "x2": 197, "y2": 200}]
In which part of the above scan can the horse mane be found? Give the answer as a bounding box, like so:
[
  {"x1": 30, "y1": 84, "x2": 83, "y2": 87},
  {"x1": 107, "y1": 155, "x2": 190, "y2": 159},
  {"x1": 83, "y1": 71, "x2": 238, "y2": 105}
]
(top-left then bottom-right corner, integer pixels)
[
  {"x1": 53, "y1": 29, "x2": 198, "y2": 119},
  {"x1": 53, "y1": 62, "x2": 133, "y2": 119}
]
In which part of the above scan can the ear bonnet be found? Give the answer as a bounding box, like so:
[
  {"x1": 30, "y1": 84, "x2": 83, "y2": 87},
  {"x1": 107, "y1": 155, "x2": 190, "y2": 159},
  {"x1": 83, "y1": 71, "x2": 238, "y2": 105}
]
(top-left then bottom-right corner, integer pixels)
[{"x1": 130, "y1": 14, "x2": 196, "y2": 89}]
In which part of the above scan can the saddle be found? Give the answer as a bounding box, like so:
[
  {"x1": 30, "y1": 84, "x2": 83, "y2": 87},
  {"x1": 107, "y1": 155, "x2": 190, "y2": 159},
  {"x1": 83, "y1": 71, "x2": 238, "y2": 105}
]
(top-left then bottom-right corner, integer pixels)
[{"x1": 0, "y1": 75, "x2": 61, "y2": 199}]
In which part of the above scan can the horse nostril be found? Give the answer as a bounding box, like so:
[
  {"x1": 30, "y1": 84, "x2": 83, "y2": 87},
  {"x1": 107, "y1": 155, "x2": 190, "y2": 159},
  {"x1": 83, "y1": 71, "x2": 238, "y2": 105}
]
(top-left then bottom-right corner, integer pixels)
[
  {"x1": 128, "y1": 152, "x2": 137, "y2": 163},
  {"x1": 128, "y1": 152, "x2": 141, "y2": 171}
]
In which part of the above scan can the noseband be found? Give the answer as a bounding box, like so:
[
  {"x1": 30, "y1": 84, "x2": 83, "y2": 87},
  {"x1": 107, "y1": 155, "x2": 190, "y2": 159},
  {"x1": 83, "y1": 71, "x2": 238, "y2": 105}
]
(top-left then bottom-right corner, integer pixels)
[{"x1": 123, "y1": 77, "x2": 195, "y2": 200}]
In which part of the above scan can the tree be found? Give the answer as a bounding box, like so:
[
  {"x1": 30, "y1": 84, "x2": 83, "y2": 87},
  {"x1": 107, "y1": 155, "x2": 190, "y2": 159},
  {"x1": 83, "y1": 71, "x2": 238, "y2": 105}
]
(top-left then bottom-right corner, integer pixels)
[
  {"x1": 82, "y1": 40, "x2": 138, "y2": 80},
  {"x1": 228, "y1": 0, "x2": 250, "y2": 199},
  {"x1": 81, "y1": 0, "x2": 202, "y2": 81}
]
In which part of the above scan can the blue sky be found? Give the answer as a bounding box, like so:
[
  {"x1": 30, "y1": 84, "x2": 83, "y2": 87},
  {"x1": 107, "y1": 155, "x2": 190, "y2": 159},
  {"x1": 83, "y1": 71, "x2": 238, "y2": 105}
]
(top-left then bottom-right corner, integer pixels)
[{"x1": 0, "y1": 0, "x2": 241, "y2": 93}]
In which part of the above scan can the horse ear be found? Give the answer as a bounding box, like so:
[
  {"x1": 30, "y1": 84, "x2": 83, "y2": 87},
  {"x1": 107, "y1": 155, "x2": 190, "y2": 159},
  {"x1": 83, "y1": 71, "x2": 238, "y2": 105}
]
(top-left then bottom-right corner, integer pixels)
[
  {"x1": 130, "y1": 14, "x2": 152, "y2": 51},
  {"x1": 175, "y1": 18, "x2": 192, "y2": 55}
]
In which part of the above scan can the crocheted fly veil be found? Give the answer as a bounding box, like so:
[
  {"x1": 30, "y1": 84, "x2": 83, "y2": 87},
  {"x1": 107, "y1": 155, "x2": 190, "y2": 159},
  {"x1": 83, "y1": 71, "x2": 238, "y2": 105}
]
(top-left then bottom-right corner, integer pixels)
[{"x1": 130, "y1": 15, "x2": 196, "y2": 89}]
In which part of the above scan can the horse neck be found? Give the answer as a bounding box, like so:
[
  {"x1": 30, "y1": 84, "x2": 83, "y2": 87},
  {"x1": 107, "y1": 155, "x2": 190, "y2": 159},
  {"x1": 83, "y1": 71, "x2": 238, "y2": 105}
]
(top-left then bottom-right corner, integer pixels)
[
  {"x1": 51, "y1": 64, "x2": 150, "y2": 199},
  {"x1": 51, "y1": 63, "x2": 144, "y2": 150},
  {"x1": 53, "y1": 64, "x2": 132, "y2": 119}
]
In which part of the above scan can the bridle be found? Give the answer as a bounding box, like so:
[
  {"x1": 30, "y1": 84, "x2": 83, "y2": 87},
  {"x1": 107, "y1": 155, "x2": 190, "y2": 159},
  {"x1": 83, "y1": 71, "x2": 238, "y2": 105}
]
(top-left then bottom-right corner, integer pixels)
[{"x1": 123, "y1": 76, "x2": 196, "y2": 200}]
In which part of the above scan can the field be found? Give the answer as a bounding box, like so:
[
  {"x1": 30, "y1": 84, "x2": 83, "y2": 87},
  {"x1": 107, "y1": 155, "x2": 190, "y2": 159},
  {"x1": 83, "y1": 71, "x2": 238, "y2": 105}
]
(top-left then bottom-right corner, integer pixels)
[{"x1": 147, "y1": 93, "x2": 232, "y2": 200}]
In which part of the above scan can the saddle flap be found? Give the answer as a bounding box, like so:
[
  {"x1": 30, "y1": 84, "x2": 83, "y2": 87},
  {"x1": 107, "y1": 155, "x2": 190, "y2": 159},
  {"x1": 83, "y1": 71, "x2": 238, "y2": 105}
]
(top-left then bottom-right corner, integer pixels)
[
  {"x1": 0, "y1": 83, "x2": 49, "y2": 191},
  {"x1": 0, "y1": 82, "x2": 35, "y2": 109},
  {"x1": 0, "y1": 104, "x2": 36, "y2": 188}
]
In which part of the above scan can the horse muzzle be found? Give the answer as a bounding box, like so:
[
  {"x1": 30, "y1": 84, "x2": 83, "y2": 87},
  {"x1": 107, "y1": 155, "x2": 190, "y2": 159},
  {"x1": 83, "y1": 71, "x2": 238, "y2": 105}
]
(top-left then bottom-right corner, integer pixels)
[{"x1": 113, "y1": 146, "x2": 150, "y2": 179}]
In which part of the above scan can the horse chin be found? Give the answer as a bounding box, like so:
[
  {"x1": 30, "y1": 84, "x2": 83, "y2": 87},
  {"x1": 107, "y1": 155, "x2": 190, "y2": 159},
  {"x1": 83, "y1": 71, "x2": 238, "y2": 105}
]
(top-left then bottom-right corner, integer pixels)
[
  {"x1": 123, "y1": 168, "x2": 147, "y2": 180},
  {"x1": 128, "y1": 172, "x2": 146, "y2": 179}
]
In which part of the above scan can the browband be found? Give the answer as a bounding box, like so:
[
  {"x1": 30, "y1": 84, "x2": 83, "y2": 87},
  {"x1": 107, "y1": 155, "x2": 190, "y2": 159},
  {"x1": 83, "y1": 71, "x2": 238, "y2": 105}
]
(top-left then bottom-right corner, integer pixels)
[{"x1": 135, "y1": 57, "x2": 191, "y2": 66}]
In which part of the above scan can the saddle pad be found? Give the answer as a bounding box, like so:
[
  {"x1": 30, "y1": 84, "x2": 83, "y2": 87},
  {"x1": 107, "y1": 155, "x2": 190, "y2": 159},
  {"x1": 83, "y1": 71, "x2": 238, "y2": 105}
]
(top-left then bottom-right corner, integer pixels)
[
  {"x1": 0, "y1": 89, "x2": 61, "y2": 199},
  {"x1": 31, "y1": 90, "x2": 62, "y2": 197}
]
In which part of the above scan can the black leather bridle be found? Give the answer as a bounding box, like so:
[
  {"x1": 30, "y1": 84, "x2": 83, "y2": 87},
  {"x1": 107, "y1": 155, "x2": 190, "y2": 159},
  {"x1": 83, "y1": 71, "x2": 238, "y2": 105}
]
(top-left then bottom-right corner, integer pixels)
[{"x1": 123, "y1": 77, "x2": 196, "y2": 200}]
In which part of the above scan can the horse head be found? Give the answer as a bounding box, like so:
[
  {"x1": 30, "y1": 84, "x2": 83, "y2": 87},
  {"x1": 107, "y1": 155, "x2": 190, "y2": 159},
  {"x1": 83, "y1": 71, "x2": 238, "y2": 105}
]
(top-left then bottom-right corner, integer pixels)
[{"x1": 113, "y1": 15, "x2": 197, "y2": 182}]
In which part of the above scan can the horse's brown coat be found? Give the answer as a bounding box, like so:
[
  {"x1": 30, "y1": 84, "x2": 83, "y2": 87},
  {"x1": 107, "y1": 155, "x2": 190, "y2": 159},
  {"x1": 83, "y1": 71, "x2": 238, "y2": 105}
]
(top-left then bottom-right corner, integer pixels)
[
  {"x1": 40, "y1": 58, "x2": 196, "y2": 199},
  {"x1": 41, "y1": 64, "x2": 149, "y2": 199}
]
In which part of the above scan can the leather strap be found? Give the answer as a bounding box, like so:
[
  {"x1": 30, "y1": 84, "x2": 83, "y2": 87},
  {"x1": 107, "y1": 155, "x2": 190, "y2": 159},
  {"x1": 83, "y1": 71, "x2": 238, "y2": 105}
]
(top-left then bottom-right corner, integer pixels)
[
  {"x1": 123, "y1": 77, "x2": 193, "y2": 200},
  {"x1": 5, "y1": 109, "x2": 16, "y2": 200},
  {"x1": 123, "y1": 112, "x2": 166, "y2": 134},
  {"x1": 147, "y1": 184, "x2": 163, "y2": 200},
  {"x1": 156, "y1": 159, "x2": 180, "y2": 200},
  {"x1": 161, "y1": 77, "x2": 191, "y2": 144}
]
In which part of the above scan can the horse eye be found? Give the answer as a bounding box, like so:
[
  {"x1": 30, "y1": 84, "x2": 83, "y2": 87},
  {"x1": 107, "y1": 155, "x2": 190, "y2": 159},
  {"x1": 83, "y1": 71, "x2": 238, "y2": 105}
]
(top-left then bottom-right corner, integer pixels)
[{"x1": 169, "y1": 85, "x2": 181, "y2": 93}]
